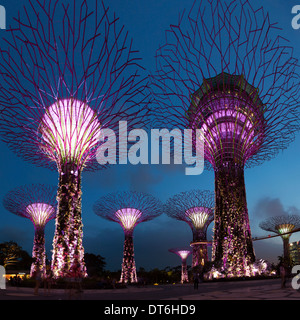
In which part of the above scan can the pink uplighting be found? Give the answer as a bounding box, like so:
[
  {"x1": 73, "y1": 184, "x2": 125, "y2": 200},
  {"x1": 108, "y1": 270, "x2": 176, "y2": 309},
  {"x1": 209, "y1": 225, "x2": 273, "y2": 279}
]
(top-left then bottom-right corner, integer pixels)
[
  {"x1": 177, "y1": 250, "x2": 192, "y2": 260},
  {"x1": 185, "y1": 207, "x2": 211, "y2": 229},
  {"x1": 26, "y1": 203, "x2": 55, "y2": 227},
  {"x1": 40, "y1": 99, "x2": 101, "y2": 164},
  {"x1": 115, "y1": 208, "x2": 143, "y2": 231}
]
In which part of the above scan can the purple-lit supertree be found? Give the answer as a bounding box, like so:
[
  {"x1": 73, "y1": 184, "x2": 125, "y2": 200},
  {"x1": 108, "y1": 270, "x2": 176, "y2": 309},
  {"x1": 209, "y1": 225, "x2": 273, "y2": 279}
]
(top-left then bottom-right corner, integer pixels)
[
  {"x1": 3, "y1": 184, "x2": 57, "y2": 278},
  {"x1": 165, "y1": 190, "x2": 214, "y2": 269},
  {"x1": 150, "y1": 0, "x2": 300, "y2": 277},
  {"x1": 260, "y1": 215, "x2": 300, "y2": 264},
  {"x1": 94, "y1": 191, "x2": 163, "y2": 283},
  {"x1": 169, "y1": 248, "x2": 192, "y2": 283},
  {"x1": 0, "y1": 0, "x2": 149, "y2": 278}
]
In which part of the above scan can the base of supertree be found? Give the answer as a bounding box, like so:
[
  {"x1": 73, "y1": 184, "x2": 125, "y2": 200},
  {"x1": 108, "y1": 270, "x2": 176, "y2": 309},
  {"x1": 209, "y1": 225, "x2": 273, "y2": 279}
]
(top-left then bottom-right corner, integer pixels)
[
  {"x1": 212, "y1": 164, "x2": 255, "y2": 272},
  {"x1": 30, "y1": 228, "x2": 46, "y2": 279},
  {"x1": 120, "y1": 233, "x2": 138, "y2": 284},
  {"x1": 204, "y1": 259, "x2": 276, "y2": 280},
  {"x1": 51, "y1": 163, "x2": 87, "y2": 279},
  {"x1": 190, "y1": 242, "x2": 209, "y2": 268}
]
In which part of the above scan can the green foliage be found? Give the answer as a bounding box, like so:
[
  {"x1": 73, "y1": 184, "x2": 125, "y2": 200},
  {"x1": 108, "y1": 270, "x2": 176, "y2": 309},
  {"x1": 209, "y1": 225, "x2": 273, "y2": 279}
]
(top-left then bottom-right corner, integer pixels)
[
  {"x1": 84, "y1": 253, "x2": 106, "y2": 277},
  {"x1": 0, "y1": 241, "x2": 32, "y2": 270}
]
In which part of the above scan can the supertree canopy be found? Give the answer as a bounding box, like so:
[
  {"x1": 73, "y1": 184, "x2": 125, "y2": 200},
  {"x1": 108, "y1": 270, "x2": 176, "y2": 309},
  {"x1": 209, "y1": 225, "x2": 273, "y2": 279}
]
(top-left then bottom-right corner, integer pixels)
[
  {"x1": 260, "y1": 215, "x2": 300, "y2": 263},
  {"x1": 94, "y1": 191, "x2": 163, "y2": 283},
  {"x1": 165, "y1": 190, "x2": 214, "y2": 269},
  {"x1": 0, "y1": 0, "x2": 149, "y2": 278},
  {"x1": 169, "y1": 248, "x2": 192, "y2": 283},
  {"x1": 150, "y1": 0, "x2": 300, "y2": 277},
  {"x1": 3, "y1": 184, "x2": 57, "y2": 278}
]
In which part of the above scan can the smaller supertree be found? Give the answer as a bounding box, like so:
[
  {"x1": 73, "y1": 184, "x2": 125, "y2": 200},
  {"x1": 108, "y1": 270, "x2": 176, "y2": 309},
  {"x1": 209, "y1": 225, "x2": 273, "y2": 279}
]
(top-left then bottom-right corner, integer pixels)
[
  {"x1": 165, "y1": 190, "x2": 214, "y2": 269},
  {"x1": 94, "y1": 191, "x2": 163, "y2": 283},
  {"x1": 169, "y1": 248, "x2": 192, "y2": 283},
  {"x1": 3, "y1": 184, "x2": 57, "y2": 277},
  {"x1": 260, "y1": 215, "x2": 300, "y2": 263}
]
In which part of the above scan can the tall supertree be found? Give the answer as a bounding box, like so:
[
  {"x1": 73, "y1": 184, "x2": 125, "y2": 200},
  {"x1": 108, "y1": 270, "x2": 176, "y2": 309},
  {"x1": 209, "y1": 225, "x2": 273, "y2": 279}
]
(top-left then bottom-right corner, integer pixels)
[
  {"x1": 0, "y1": 0, "x2": 149, "y2": 278},
  {"x1": 169, "y1": 248, "x2": 192, "y2": 283},
  {"x1": 94, "y1": 191, "x2": 163, "y2": 283},
  {"x1": 260, "y1": 215, "x2": 300, "y2": 264},
  {"x1": 3, "y1": 184, "x2": 57, "y2": 278},
  {"x1": 165, "y1": 190, "x2": 214, "y2": 269},
  {"x1": 150, "y1": 0, "x2": 300, "y2": 277}
]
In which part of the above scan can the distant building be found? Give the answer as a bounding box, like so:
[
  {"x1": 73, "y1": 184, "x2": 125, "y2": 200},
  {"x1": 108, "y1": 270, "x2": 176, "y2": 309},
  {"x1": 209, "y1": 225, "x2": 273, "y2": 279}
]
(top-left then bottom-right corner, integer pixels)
[{"x1": 290, "y1": 241, "x2": 300, "y2": 265}]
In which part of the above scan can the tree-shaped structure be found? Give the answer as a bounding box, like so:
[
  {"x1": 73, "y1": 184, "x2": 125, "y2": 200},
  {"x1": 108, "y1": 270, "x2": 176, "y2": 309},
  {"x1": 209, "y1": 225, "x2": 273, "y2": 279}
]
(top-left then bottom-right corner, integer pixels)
[
  {"x1": 94, "y1": 191, "x2": 163, "y2": 283},
  {"x1": 150, "y1": 0, "x2": 299, "y2": 277},
  {"x1": 169, "y1": 248, "x2": 192, "y2": 283},
  {"x1": 0, "y1": 0, "x2": 149, "y2": 278},
  {"x1": 165, "y1": 190, "x2": 214, "y2": 268},
  {"x1": 3, "y1": 184, "x2": 57, "y2": 277},
  {"x1": 260, "y1": 215, "x2": 300, "y2": 263}
]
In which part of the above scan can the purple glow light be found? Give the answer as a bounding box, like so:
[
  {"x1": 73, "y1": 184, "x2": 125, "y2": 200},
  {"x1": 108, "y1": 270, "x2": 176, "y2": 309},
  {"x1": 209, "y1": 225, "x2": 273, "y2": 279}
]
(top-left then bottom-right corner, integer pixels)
[
  {"x1": 40, "y1": 99, "x2": 101, "y2": 165},
  {"x1": 169, "y1": 248, "x2": 192, "y2": 283},
  {"x1": 185, "y1": 207, "x2": 212, "y2": 229},
  {"x1": 26, "y1": 203, "x2": 55, "y2": 227},
  {"x1": 176, "y1": 250, "x2": 192, "y2": 260},
  {"x1": 115, "y1": 208, "x2": 143, "y2": 231},
  {"x1": 196, "y1": 93, "x2": 264, "y2": 167}
]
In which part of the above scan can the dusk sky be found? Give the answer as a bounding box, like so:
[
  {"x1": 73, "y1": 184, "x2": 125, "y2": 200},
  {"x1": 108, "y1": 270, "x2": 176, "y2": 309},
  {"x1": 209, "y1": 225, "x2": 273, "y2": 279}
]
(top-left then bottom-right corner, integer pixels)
[{"x1": 0, "y1": 0, "x2": 300, "y2": 272}]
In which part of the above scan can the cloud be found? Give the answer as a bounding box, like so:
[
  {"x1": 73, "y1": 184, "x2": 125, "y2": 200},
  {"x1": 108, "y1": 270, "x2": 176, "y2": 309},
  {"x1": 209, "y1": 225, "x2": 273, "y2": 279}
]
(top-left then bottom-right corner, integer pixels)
[
  {"x1": 287, "y1": 206, "x2": 300, "y2": 215},
  {"x1": 253, "y1": 197, "x2": 287, "y2": 221},
  {"x1": 128, "y1": 165, "x2": 163, "y2": 193}
]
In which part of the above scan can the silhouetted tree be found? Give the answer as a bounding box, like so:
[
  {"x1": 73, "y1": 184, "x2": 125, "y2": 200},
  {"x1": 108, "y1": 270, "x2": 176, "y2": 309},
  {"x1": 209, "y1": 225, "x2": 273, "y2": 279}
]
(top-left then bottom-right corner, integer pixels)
[{"x1": 84, "y1": 253, "x2": 106, "y2": 277}]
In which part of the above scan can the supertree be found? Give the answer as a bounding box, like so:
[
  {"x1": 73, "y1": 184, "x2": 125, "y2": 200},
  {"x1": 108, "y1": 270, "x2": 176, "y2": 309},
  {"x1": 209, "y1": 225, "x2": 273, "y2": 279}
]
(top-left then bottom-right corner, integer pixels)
[
  {"x1": 3, "y1": 184, "x2": 57, "y2": 278},
  {"x1": 165, "y1": 190, "x2": 214, "y2": 269},
  {"x1": 150, "y1": 0, "x2": 300, "y2": 277},
  {"x1": 0, "y1": 0, "x2": 149, "y2": 278},
  {"x1": 93, "y1": 191, "x2": 163, "y2": 283},
  {"x1": 260, "y1": 215, "x2": 300, "y2": 264},
  {"x1": 169, "y1": 248, "x2": 192, "y2": 283}
]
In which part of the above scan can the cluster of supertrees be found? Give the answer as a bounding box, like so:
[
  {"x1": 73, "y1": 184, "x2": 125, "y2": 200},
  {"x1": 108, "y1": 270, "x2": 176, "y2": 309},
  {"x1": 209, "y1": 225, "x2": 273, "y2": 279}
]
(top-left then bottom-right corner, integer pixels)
[
  {"x1": 150, "y1": 0, "x2": 300, "y2": 277},
  {"x1": 165, "y1": 190, "x2": 214, "y2": 270},
  {"x1": 0, "y1": 0, "x2": 300, "y2": 282},
  {"x1": 0, "y1": 0, "x2": 149, "y2": 279},
  {"x1": 3, "y1": 184, "x2": 57, "y2": 277}
]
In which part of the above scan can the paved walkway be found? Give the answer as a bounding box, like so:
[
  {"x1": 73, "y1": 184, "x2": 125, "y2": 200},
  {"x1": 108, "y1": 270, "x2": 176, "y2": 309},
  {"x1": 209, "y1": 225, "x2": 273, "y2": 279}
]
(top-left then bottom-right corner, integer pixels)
[
  {"x1": 0, "y1": 278, "x2": 299, "y2": 300},
  {"x1": 165, "y1": 282, "x2": 300, "y2": 300}
]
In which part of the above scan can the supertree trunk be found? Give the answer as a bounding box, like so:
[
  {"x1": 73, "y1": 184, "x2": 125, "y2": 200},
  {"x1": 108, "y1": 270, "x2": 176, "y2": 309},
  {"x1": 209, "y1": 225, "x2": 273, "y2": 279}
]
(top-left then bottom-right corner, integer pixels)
[
  {"x1": 212, "y1": 163, "x2": 255, "y2": 276},
  {"x1": 120, "y1": 231, "x2": 137, "y2": 284},
  {"x1": 191, "y1": 243, "x2": 208, "y2": 269},
  {"x1": 31, "y1": 227, "x2": 46, "y2": 278},
  {"x1": 283, "y1": 238, "x2": 291, "y2": 263},
  {"x1": 181, "y1": 258, "x2": 189, "y2": 283},
  {"x1": 192, "y1": 229, "x2": 209, "y2": 268},
  {"x1": 51, "y1": 162, "x2": 87, "y2": 279}
]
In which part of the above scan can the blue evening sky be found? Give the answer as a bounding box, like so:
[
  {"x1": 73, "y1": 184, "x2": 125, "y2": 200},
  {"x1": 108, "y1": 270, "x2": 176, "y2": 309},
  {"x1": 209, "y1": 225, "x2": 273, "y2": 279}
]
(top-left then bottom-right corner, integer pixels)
[{"x1": 0, "y1": 0, "x2": 299, "y2": 271}]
